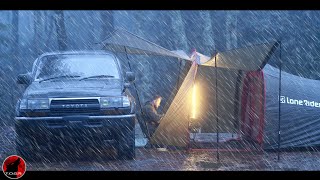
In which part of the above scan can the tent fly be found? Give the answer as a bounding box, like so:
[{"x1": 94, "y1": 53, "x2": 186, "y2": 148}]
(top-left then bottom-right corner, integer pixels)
[{"x1": 98, "y1": 28, "x2": 281, "y2": 153}]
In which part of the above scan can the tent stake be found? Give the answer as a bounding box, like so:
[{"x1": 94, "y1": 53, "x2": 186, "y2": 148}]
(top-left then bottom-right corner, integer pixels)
[
  {"x1": 277, "y1": 41, "x2": 282, "y2": 161},
  {"x1": 215, "y1": 52, "x2": 220, "y2": 162}
]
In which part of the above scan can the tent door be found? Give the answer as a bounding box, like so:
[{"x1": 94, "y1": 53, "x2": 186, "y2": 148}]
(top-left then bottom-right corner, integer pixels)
[{"x1": 240, "y1": 71, "x2": 265, "y2": 145}]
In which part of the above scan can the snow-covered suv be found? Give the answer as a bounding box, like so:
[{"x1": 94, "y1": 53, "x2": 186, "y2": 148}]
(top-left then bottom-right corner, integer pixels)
[{"x1": 15, "y1": 51, "x2": 136, "y2": 160}]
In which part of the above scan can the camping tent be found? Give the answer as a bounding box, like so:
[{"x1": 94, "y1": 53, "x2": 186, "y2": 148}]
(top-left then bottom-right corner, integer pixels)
[
  {"x1": 101, "y1": 29, "x2": 320, "y2": 162},
  {"x1": 99, "y1": 28, "x2": 279, "y2": 147},
  {"x1": 149, "y1": 42, "x2": 279, "y2": 148},
  {"x1": 99, "y1": 28, "x2": 320, "y2": 153},
  {"x1": 263, "y1": 64, "x2": 320, "y2": 149},
  {"x1": 150, "y1": 57, "x2": 320, "y2": 151}
]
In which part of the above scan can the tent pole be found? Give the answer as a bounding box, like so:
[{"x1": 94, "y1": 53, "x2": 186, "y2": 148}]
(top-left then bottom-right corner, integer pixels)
[
  {"x1": 277, "y1": 41, "x2": 282, "y2": 161},
  {"x1": 177, "y1": 58, "x2": 182, "y2": 89},
  {"x1": 233, "y1": 70, "x2": 243, "y2": 139},
  {"x1": 215, "y1": 52, "x2": 220, "y2": 162},
  {"x1": 189, "y1": 62, "x2": 197, "y2": 152},
  {"x1": 124, "y1": 46, "x2": 151, "y2": 140}
]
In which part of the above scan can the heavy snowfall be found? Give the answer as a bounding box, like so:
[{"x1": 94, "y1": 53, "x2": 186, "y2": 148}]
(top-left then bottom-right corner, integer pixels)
[{"x1": 1, "y1": 10, "x2": 320, "y2": 171}]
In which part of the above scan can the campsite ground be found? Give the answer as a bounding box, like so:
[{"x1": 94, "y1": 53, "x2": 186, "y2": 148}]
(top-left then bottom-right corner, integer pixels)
[{"x1": 1, "y1": 125, "x2": 320, "y2": 171}]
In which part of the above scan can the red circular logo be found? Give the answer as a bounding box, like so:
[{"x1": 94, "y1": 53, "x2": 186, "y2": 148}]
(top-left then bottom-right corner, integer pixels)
[{"x1": 2, "y1": 155, "x2": 26, "y2": 179}]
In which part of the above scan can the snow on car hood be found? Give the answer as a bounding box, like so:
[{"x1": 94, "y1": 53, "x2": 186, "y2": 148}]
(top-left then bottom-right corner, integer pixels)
[{"x1": 24, "y1": 80, "x2": 123, "y2": 98}]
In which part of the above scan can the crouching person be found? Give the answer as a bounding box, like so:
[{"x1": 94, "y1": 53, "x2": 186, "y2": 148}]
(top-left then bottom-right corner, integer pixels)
[
  {"x1": 143, "y1": 95, "x2": 170, "y2": 149},
  {"x1": 143, "y1": 95, "x2": 164, "y2": 137}
]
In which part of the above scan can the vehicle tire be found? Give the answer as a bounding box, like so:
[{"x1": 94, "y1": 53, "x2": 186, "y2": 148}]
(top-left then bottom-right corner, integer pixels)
[{"x1": 117, "y1": 125, "x2": 135, "y2": 160}]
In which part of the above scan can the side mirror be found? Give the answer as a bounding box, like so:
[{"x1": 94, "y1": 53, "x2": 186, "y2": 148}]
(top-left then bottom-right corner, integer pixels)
[
  {"x1": 17, "y1": 73, "x2": 32, "y2": 85},
  {"x1": 125, "y1": 72, "x2": 135, "y2": 83}
]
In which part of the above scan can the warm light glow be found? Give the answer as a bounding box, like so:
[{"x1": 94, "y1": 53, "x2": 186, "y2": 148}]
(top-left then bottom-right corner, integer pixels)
[{"x1": 192, "y1": 83, "x2": 196, "y2": 119}]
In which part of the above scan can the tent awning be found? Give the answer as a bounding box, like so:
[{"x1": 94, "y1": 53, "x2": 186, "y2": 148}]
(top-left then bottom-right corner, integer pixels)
[
  {"x1": 201, "y1": 41, "x2": 279, "y2": 71},
  {"x1": 98, "y1": 28, "x2": 278, "y2": 72},
  {"x1": 98, "y1": 28, "x2": 191, "y2": 60}
]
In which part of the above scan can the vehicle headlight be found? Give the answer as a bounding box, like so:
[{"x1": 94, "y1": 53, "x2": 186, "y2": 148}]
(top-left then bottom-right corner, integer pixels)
[
  {"x1": 122, "y1": 96, "x2": 130, "y2": 107},
  {"x1": 100, "y1": 96, "x2": 130, "y2": 108},
  {"x1": 19, "y1": 99, "x2": 28, "y2": 110},
  {"x1": 19, "y1": 98, "x2": 49, "y2": 110}
]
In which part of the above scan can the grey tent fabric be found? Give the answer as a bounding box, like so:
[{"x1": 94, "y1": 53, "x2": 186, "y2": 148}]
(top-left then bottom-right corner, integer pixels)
[
  {"x1": 99, "y1": 28, "x2": 191, "y2": 60},
  {"x1": 202, "y1": 41, "x2": 279, "y2": 71},
  {"x1": 263, "y1": 64, "x2": 320, "y2": 150},
  {"x1": 150, "y1": 62, "x2": 198, "y2": 147}
]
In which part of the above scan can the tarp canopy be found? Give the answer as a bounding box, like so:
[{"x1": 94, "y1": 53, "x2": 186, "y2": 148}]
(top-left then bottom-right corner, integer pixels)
[
  {"x1": 201, "y1": 41, "x2": 279, "y2": 71},
  {"x1": 99, "y1": 28, "x2": 279, "y2": 72},
  {"x1": 99, "y1": 28, "x2": 191, "y2": 60}
]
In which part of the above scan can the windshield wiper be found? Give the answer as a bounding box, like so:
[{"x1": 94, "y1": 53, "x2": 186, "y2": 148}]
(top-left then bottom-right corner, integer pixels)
[
  {"x1": 79, "y1": 75, "x2": 115, "y2": 81},
  {"x1": 39, "y1": 75, "x2": 81, "y2": 83}
]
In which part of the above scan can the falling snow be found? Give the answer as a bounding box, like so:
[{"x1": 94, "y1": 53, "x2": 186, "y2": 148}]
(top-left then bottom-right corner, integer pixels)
[{"x1": 1, "y1": 10, "x2": 320, "y2": 171}]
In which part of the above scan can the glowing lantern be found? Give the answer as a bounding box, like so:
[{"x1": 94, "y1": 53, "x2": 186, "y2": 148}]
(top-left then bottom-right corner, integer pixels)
[{"x1": 192, "y1": 83, "x2": 197, "y2": 119}]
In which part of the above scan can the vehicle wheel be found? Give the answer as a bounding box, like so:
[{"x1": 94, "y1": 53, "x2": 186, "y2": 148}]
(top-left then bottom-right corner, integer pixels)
[{"x1": 117, "y1": 126, "x2": 135, "y2": 160}]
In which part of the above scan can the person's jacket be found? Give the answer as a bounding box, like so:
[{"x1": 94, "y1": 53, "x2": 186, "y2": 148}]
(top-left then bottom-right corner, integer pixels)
[{"x1": 143, "y1": 101, "x2": 163, "y2": 123}]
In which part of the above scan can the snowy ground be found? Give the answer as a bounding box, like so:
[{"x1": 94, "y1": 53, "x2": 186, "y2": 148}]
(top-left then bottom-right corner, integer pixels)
[{"x1": 1, "y1": 125, "x2": 320, "y2": 171}]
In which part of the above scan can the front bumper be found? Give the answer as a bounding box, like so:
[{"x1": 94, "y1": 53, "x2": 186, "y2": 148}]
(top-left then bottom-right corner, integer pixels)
[
  {"x1": 15, "y1": 114, "x2": 135, "y2": 150},
  {"x1": 16, "y1": 114, "x2": 135, "y2": 122}
]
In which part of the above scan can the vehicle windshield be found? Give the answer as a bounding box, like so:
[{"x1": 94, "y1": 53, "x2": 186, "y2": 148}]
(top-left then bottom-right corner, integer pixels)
[{"x1": 34, "y1": 54, "x2": 120, "y2": 81}]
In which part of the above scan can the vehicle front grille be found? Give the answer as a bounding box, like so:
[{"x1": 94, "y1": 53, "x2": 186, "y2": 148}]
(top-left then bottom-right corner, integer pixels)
[
  {"x1": 50, "y1": 98, "x2": 100, "y2": 114},
  {"x1": 51, "y1": 99, "x2": 98, "y2": 105}
]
